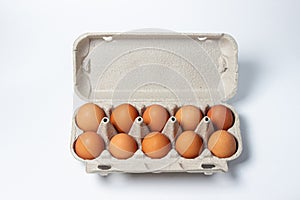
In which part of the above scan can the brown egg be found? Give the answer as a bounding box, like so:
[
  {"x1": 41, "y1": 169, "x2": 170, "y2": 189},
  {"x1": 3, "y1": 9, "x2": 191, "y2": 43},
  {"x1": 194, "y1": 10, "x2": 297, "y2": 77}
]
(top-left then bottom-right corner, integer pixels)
[
  {"x1": 110, "y1": 104, "x2": 139, "y2": 133},
  {"x1": 143, "y1": 104, "x2": 170, "y2": 132},
  {"x1": 109, "y1": 133, "x2": 138, "y2": 159},
  {"x1": 74, "y1": 131, "x2": 105, "y2": 160},
  {"x1": 142, "y1": 132, "x2": 171, "y2": 159},
  {"x1": 175, "y1": 131, "x2": 203, "y2": 159},
  {"x1": 208, "y1": 130, "x2": 237, "y2": 158},
  {"x1": 207, "y1": 105, "x2": 234, "y2": 130},
  {"x1": 75, "y1": 103, "x2": 106, "y2": 132},
  {"x1": 175, "y1": 105, "x2": 203, "y2": 131}
]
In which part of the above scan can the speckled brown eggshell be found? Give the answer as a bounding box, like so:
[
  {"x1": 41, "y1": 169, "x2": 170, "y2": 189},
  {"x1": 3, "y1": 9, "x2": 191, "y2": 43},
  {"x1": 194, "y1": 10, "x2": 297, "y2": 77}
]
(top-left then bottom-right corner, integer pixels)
[
  {"x1": 175, "y1": 105, "x2": 203, "y2": 131},
  {"x1": 109, "y1": 133, "x2": 138, "y2": 159},
  {"x1": 142, "y1": 132, "x2": 171, "y2": 159},
  {"x1": 74, "y1": 131, "x2": 105, "y2": 160},
  {"x1": 110, "y1": 104, "x2": 139, "y2": 133},
  {"x1": 143, "y1": 104, "x2": 170, "y2": 132},
  {"x1": 75, "y1": 103, "x2": 106, "y2": 132},
  {"x1": 207, "y1": 105, "x2": 234, "y2": 130},
  {"x1": 208, "y1": 130, "x2": 237, "y2": 158},
  {"x1": 175, "y1": 131, "x2": 203, "y2": 159}
]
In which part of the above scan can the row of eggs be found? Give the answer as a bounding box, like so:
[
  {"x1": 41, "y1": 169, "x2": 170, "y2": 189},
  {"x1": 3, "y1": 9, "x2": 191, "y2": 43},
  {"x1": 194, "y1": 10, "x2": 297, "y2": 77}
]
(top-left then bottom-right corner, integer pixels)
[
  {"x1": 76, "y1": 103, "x2": 235, "y2": 133},
  {"x1": 74, "y1": 130, "x2": 237, "y2": 160},
  {"x1": 73, "y1": 103, "x2": 237, "y2": 160}
]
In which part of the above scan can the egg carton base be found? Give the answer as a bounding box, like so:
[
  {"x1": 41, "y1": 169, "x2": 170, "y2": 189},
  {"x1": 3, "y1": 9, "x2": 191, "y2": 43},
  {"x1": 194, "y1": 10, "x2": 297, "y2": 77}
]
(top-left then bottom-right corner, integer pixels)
[{"x1": 70, "y1": 103, "x2": 242, "y2": 175}]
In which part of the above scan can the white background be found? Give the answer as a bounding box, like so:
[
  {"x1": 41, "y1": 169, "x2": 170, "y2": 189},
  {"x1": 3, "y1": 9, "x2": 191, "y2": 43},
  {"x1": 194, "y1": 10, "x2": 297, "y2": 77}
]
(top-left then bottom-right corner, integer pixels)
[{"x1": 0, "y1": 0, "x2": 299, "y2": 199}]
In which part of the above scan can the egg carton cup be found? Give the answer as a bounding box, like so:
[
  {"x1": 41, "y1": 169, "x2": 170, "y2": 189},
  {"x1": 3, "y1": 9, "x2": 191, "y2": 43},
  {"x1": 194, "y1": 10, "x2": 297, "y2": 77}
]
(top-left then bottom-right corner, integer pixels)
[{"x1": 71, "y1": 31, "x2": 242, "y2": 175}]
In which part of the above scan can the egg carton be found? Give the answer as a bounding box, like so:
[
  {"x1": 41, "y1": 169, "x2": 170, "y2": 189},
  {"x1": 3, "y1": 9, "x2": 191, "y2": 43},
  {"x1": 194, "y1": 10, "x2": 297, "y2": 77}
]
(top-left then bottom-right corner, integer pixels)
[{"x1": 71, "y1": 31, "x2": 242, "y2": 176}]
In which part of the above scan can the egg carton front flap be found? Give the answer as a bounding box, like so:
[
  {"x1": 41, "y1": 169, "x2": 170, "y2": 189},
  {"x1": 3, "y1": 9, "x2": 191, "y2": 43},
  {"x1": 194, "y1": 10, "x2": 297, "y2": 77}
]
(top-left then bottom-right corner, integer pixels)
[{"x1": 73, "y1": 32, "x2": 238, "y2": 105}]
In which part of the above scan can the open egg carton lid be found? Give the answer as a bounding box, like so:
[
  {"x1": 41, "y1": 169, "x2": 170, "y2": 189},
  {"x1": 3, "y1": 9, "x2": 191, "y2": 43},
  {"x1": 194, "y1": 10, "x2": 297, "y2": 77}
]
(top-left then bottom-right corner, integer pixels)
[{"x1": 73, "y1": 31, "x2": 238, "y2": 105}]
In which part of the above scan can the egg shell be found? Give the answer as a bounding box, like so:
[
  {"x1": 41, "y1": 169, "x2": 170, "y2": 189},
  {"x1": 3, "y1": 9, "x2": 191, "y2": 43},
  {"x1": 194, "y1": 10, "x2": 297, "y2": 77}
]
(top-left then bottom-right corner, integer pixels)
[
  {"x1": 142, "y1": 132, "x2": 171, "y2": 159},
  {"x1": 175, "y1": 105, "x2": 203, "y2": 131},
  {"x1": 74, "y1": 131, "x2": 105, "y2": 160},
  {"x1": 109, "y1": 133, "x2": 138, "y2": 159},
  {"x1": 110, "y1": 104, "x2": 139, "y2": 133},
  {"x1": 208, "y1": 130, "x2": 237, "y2": 158},
  {"x1": 207, "y1": 105, "x2": 234, "y2": 130},
  {"x1": 175, "y1": 131, "x2": 203, "y2": 159},
  {"x1": 75, "y1": 103, "x2": 106, "y2": 132},
  {"x1": 143, "y1": 104, "x2": 170, "y2": 132}
]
